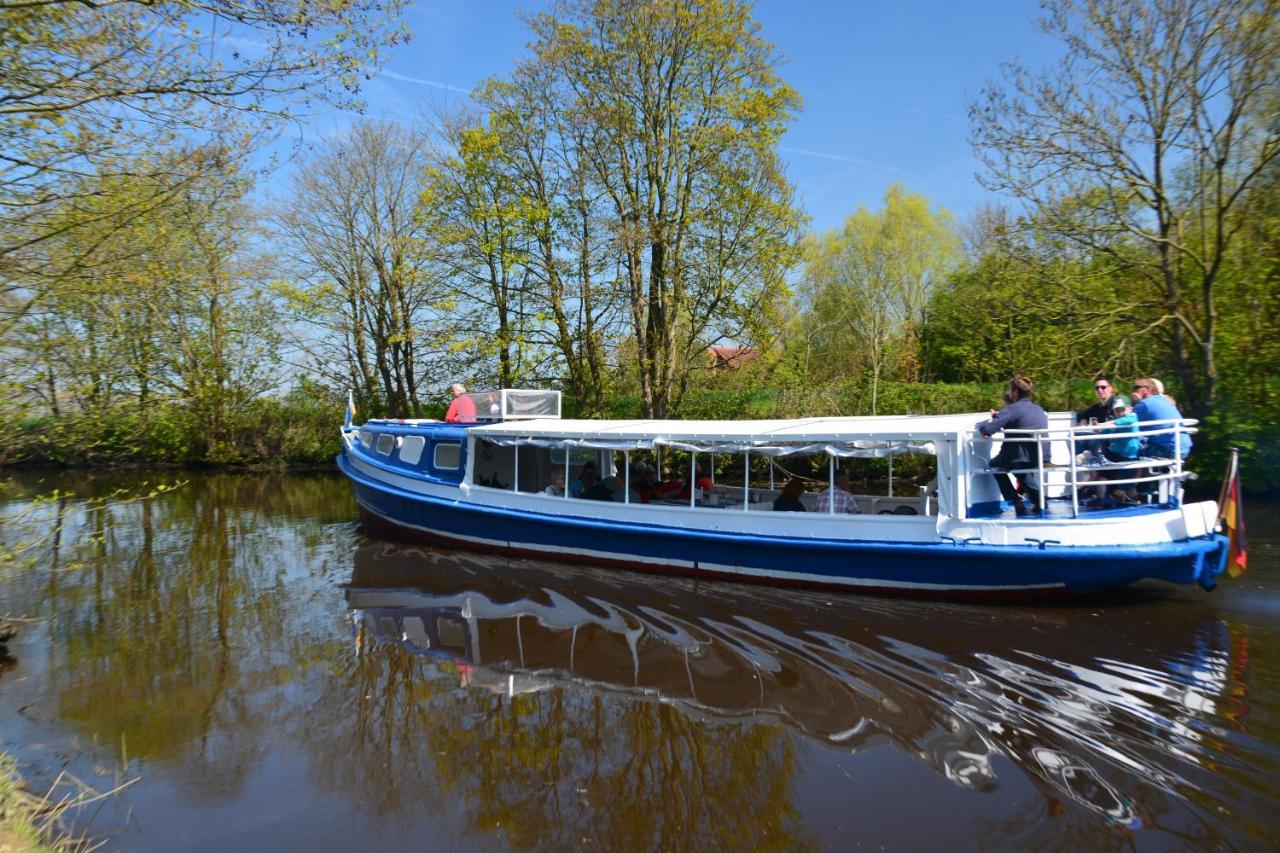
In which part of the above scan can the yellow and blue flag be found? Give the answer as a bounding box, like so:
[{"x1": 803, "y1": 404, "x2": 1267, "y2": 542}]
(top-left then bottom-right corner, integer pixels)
[{"x1": 345, "y1": 390, "x2": 356, "y2": 427}]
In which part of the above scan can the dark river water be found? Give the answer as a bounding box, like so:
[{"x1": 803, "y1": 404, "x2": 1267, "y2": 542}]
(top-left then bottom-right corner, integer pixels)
[{"x1": 0, "y1": 471, "x2": 1277, "y2": 850}]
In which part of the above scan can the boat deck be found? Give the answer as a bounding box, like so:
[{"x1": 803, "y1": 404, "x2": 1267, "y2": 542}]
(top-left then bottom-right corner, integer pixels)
[{"x1": 984, "y1": 496, "x2": 1168, "y2": 521}]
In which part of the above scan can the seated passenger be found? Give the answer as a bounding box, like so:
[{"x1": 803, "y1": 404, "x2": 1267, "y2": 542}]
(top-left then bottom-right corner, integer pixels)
[
  {"x1": 1102, "y1": 398, "x2": 1140, "y2": 463},
  {"x1": 816, "y1": 470, "x2": 860, "y2": 514},
  {"x1": 670, "y1": 464, "x2": 715, "y2": 501},
  {"x1": 1084, "y1": 397, "x2": 1139, "y2": 506},
  {"x1": 1076, "y1": 374, "x2": 1119, "y2": 428},
  {"x1": 570, "y1": 462, "x2": 597, "y2": 498},
  {"x1": 1131, "y1": 378, "x2": 1192, "y2": 459},
  {"x1": 772, "y1": 477, "x2": 808, "y2": 512},
  {"x1": 544, "y1": 471, "x2": 566, "y2": 497},
  {"x1": 977, "y1": 375, "x2": 1049, "y2": 517},
  {"x1": 580, "y1": 476, "x2": 616, "y2": 501},
  {"x1": 632, "y1": 463, "x2": 658, "y2": 502},
  {"x1": 653, "y1": 475, "x2": 685, "y2": 500}
]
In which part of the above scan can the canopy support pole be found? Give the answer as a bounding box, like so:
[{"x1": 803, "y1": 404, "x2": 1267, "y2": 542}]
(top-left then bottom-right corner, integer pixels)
[
  {"x1": 828, "y1": 455, "x2": 835, "y2": 514},
  {"x1": 743, "y1": 451, "x2": 750, "y2": 511},
  {"x1": 690, "y1": 452, "x2": 697, "y2": 508},
  {"x1": 624, "y1": 451, "x2": 630, "y2": 504}
]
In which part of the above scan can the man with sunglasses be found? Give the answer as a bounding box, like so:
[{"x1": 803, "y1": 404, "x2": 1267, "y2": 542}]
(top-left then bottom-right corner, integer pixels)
[
  {"x1": 1131, "y1": 378, "x2": 1192, "y2": 460},
  {"x1": 1077, "y1": 376, "x2": 1118, "y2": 425}
]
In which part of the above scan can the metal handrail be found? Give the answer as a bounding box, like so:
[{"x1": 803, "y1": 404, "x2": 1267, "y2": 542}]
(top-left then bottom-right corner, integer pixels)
[{"x1": 976, "y1": 418, "x2": 1195, "y2": 516}]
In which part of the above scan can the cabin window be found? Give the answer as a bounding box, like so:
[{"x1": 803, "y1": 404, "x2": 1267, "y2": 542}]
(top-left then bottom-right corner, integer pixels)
[
  {"x1": 434, "y1": 442, "x2": 461, "y2": 470},
  {"x1": 375, "y1": 433, "x2": 395, "y2": 455},
  {"x1": 358, "y1": 429, "x2": 373, "y2": 448},
  {"x1": 474, "y1": 439, "x2": 513, "y2": 488},
  {"x1": 399, "y1": 435, "x2": 425, "y2": 465}
]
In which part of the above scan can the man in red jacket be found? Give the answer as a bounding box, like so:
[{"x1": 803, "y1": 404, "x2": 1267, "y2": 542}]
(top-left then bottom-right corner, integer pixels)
[{"x1": 445, "y1": 383, "x2": 477, "y2": 423}]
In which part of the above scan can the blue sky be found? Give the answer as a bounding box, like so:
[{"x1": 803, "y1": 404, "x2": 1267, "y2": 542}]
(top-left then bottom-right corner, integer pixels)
[{"x1": 331, "y1": 0, "x2": 1062, "y2": 234}]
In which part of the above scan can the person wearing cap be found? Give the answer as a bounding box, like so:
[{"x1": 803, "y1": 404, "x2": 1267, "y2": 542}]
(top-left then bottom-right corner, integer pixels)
[{"x1": 1084, "y1": 396, "x2": 1141, "y2": 506}]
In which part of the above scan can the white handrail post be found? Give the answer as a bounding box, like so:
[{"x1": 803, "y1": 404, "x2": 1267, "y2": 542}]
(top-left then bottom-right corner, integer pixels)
[
  {"x1": 1068, "y1": 423, "x2": 1079, "y2": 518},
  {"x1": 743, "y1": 450, "x2": 750, "y2": 511},
  {"x1": 1171, "y1": 419, "x2": 1182, "y2": 503},
  {"x1": 563, "y1": 447, "x2": 570, "y2": 499},
  {"x1": 514, "y1": 441, "x2": 521, "y2": 493},
  {"x1": 1036, "y1": 430, "x2": 1045, "y2": 514},
  {"x1": 828, "y1": 455, "x2": 835, "y2": 514},
  {"x1": 690, "y1": 451, "x2": 697, "y2": 508}
]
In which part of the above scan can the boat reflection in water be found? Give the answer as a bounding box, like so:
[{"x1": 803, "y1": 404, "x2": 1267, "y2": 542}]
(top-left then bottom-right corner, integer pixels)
[{"x1": 347, "y1": 540, "x2": 1257, "y2": 843}]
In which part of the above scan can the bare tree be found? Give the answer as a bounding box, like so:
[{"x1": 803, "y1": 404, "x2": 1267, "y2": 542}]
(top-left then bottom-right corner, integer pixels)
[
  {"x1": 275, "y1": 122, "x2": 445, "y2": 416},
  {"x1": 971, "y1": 0, "x2": 1280, "y2": 413}
]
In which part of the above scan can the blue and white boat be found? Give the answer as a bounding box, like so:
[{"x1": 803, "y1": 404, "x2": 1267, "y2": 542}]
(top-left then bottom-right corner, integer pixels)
[{"x1": 337, "y1": 389, "x2": 1229, "y2": 598}]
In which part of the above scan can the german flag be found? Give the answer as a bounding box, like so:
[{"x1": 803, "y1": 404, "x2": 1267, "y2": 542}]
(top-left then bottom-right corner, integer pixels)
[{"x1": 1218, "y1": 449, "x2": 1247, "y2": 577}]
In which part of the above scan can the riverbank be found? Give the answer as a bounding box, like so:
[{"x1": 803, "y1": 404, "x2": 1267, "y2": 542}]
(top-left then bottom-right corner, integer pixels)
[
  {"x1": 2, "y1": 379, "x2": 1273, "y2": 493},
  {"x1": 0, "y1": 753, "x2": 55, "y2": 852}
]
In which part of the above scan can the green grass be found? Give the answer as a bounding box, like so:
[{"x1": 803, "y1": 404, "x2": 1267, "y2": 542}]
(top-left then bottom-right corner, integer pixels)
[{"x1": 0, "y1": 754, "x2": 54, "y2": 852}]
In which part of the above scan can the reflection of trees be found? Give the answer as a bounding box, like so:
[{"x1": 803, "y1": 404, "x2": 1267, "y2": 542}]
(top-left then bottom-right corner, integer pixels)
[
  {"x1": 27, "y1": 472, "x2": 354, "y2": 802},
  {"x1": 3, "y1": 470, "x2": 1275, "y2": 848},
  {"x1": 298, "y1": 629, "x2": 811, "y2": 849}
]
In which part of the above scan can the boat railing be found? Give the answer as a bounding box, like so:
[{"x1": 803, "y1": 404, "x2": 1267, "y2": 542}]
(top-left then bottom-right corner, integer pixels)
[{"x1": 979, "y1": 418, "x2": 1197, "y2": 517}]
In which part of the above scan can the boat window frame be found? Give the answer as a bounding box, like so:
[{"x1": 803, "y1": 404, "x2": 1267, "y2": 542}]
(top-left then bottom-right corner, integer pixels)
[
  {"x1": 433, "y1": 441, "x2": 462, "y2": 471},
  {"x1": 399, "y1": 435, "x2": 425, "y2": 465},
  {"x1": 375, "y1": 433, "x2": 395, "y2": 456}
]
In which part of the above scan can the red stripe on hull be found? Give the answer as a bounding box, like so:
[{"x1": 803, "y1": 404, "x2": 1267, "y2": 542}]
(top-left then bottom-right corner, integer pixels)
[{"x1": 356, "y1": 504, "x2": 1072, "y2": 603}]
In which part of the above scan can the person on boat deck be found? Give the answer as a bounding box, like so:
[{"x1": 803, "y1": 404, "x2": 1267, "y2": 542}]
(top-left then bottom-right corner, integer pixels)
[
  {"x1": 570, "y1": 462, "x2": 597, "y2": 498},
  {"x1": 544, "y1": 470, "x2": 566, "y2": 497},
  {"x1": 1131, "y1": 377, "x2": 1192, "y2": 459},
  {"x1": 632, "y1": 463, "x2": 658, "y2": 502},
  {"x1": 1076, "y1": 375, "x2": 1118, "y2": 425},
  {"x1": 668, "y1": 463, "x2": 715, "y2": 501},
  {"x1": 580, "y1": 475, "x2": 615, "y2": 501},
  {"x1": 772, "y1": 477, "x2": 808, "y2": 512},
  {"x1": 581, "y1": 475, "x2": 639, "y2": 502},
  {"x1": 1085, "y1": 396, "x2": 1140, "y2": 507},
  {"x1": 977, "y1": 374, "x2": 1050, "y2": 517},
  {"x1": 816, "y1": 470, "x2": 860, "y2": 514},
  {"x1": 444, "y1": 383, "x2": 477, "y2": 423}
]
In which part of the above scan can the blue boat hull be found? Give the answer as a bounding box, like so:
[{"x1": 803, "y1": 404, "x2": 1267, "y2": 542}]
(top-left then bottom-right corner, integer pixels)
[{"x1": 339, "y1": 454, "x2": 1229, "y2": 598}]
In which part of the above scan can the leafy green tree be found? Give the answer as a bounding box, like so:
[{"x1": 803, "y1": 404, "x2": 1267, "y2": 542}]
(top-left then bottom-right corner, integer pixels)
[
  {"x1": 1, "y1": 0, "x2": 407, "y2": 327},
  {"x1": 798, "y1": 185, "x2": 961, "y2": 412},
  {"x1": 521, "y1": 0, "x2": 804, "y2": 418}
]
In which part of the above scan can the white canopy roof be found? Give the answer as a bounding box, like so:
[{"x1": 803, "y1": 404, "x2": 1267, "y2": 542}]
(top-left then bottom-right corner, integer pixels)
[{"x1": 471, "y1": 413, "x2": 1001, "y2": 444}]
